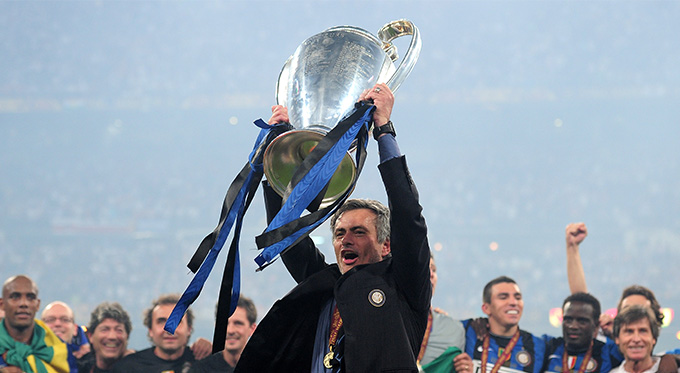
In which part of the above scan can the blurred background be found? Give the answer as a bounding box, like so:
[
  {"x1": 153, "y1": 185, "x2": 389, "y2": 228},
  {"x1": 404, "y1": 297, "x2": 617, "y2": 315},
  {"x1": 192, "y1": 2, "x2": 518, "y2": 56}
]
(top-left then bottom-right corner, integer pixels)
[{"x1": 2, "y1": 0, "x2": 679, "y2": 351}]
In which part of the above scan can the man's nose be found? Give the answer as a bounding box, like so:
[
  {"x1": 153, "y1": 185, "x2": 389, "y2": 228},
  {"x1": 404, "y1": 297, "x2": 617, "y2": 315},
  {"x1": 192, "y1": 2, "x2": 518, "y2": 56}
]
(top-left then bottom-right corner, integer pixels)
[{"x1": 341, "y1": 233, "x2": 353, "y2": 245}]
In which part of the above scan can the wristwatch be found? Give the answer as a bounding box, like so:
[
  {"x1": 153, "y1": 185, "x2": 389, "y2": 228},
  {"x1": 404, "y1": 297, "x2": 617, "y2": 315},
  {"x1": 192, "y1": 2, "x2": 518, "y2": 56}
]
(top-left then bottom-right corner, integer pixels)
[{"x1": 373, "y1": 121, "x2": 396, "y2": 140}]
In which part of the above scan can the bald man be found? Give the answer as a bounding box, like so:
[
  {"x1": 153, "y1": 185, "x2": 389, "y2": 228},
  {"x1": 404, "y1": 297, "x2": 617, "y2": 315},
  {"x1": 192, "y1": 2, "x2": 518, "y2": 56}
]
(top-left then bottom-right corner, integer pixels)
[
  {"x1": 0, "y1": 275, "x2": 76, "y2": 372},
  {"x1": 42, "y1": 301, "x2": 91, "y2": 359}
]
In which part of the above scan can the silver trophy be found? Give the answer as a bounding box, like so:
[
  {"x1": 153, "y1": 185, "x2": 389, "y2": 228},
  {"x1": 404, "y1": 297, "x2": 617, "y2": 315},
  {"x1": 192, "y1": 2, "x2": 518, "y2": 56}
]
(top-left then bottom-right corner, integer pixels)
[{"x1": 263, "y1": 19, "x2": 421, "y2": 207}]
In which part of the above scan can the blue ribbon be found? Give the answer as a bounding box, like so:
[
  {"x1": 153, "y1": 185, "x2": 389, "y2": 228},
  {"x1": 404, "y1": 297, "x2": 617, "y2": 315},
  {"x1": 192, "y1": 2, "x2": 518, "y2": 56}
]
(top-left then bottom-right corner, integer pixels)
[
  {"x1": 254, "y1": 106, "x2": 374, "y2": 268},
  {"x1": 164, "y1": 120, "x2": 279, "y2": 334}
]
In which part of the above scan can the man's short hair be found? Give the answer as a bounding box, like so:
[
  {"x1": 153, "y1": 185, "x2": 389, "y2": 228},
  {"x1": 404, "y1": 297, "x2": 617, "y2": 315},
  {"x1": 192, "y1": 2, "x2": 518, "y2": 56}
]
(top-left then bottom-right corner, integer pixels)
[
  {"x1": 2, "y1": 275, "x2": 39, "y2": 298},
  {"x1": 238, "y1": 296, "x2": 257, "y2": 325},
  {"x1": 143, "y1": 294, "x2": 193, "y2": 330},
  {"x1": 563, "y1": 292, "x2": 601, "y2": 323},
  {"x1": 88, "y1": 302, "x2": 132, "y2": 336},
  {"x1": 330, "y1": 199, "x2": 390, "y2": 243},
  {"x1": 617, "y1": 285, "x2": 664, "y2": 327},
  {"x1": 613, "y1": 305, "x2": 659, "y2": 342},
  {"x1": 41, "y1": 301, "x2": 74, "y2": 320},
  {"x1": 482, "y1": 276, "x2": 517, "y2": 304}
]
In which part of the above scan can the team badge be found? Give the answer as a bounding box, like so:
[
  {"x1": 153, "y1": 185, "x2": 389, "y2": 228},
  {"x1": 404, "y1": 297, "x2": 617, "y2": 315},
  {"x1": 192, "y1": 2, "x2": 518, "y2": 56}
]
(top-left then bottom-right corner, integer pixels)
[
  {"x1": 516, "y1": 350, "x2": 532, "y2": 366},
  {"x1": 585, "y1": 359, "x2": 598, "y2": 372},
  {"x1": 368, "y1": 289, "x2": 386, "y2": 307}
]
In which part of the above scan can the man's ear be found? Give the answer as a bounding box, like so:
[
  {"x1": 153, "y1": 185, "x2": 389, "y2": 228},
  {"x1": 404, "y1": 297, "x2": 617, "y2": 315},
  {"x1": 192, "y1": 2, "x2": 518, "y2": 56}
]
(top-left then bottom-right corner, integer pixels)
[
  {"x1": 381, "y1": 239, "x2": 391, "y2": 257},
  {"x1": 481, "y1": 303, "x2": 491, "y2": 316}
]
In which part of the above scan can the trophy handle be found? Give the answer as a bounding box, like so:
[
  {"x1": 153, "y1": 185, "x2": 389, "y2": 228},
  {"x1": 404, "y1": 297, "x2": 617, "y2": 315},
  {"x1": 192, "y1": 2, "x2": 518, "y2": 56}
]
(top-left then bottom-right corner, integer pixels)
[
  {"x1": 377, "y1": 19, "x2": 421, "y2": 94},
  {"x1": 275, "y1": 56, "x2": 292, "y2": 106}
]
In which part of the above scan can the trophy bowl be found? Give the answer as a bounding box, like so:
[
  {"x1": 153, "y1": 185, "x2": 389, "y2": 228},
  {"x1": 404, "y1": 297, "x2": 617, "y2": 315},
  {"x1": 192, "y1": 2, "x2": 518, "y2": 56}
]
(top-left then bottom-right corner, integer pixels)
[{"x1": 263, "y1": 19, "x2": 421, "y2": 208}]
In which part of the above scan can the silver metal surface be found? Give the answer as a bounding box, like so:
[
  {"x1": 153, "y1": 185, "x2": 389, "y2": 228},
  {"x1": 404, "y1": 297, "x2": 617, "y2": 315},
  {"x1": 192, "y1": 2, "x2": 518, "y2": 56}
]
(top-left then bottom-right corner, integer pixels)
[{"x1": 265, "y1": 20, "x2": 421, "y2": 207}]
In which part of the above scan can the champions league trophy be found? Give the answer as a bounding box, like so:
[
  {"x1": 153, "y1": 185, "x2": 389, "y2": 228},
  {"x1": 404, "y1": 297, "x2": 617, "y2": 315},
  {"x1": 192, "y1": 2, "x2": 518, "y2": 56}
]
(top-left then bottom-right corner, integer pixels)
[{"x1": 263, "y1": 19, "x2": 421, "y2": 207}]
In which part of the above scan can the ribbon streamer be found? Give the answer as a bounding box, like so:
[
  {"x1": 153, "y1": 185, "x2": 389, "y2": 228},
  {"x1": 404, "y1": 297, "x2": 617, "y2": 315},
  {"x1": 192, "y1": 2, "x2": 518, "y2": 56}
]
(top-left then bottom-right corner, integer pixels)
[
  {"x1": 164, "y1": 103, "x2": 374, "y2": 353},
  {"x1": 255, "y1": 103, "x2": 375, "y2": 268},
  {"x1": 164, "y1": 120, "x2": 289, "y2": 337}
]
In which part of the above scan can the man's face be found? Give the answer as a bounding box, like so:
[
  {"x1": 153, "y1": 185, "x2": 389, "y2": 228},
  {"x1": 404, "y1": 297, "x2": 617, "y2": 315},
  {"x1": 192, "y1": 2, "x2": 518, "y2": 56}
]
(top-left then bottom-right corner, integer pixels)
[
  {"x1": 429, "y1": 258, "x2": 438, "y2": 295},
  {"x1": 225, "y1": 307, "x2": 256, "y2": 354},
  {"x1": 149, "y1": 304, "x2": 191, "y2": 355},
  {"x1": 0, "y1": 277, "x2": 40, "y2": 331},
  {"x1": 333, "y1": 208, "x2": 390, "y2": 274},
  {"x1": 482, "y1": 282, "x2": 523, "y2": 330},
  {"x1": 562, "y1": 301, "x2": 597, "y2": 351},
  {"x1": 89, "y1": 318, "x2": 128, "y2": 365},
  {"x1": 616, "y1": 318, "x2": 656, "y2": 362},
  {"x1": 42, "y1": 303, "x2": 76, "y2": 342}
]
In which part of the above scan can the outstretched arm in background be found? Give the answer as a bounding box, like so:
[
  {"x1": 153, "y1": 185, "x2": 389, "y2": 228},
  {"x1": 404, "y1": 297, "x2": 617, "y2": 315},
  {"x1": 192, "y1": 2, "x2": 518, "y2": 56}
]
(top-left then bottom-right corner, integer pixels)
[{"x1": 565, "y1": 222, "x2": 588, "y2": 294}]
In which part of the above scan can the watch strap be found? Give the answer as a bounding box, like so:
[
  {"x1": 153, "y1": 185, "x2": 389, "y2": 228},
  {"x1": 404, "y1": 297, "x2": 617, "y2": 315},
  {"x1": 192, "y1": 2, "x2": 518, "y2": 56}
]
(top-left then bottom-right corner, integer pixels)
[{"x1": 373, "y1": 121, "x2": 396, "y2": 140}]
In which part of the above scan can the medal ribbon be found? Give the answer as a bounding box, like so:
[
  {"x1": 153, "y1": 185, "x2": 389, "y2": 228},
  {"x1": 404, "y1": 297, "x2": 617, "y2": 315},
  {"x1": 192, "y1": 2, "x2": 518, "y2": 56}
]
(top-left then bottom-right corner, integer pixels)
[
  {"x1": 416, "y1": 310, "x2": 434, "y2": 364},
  {"x1": 329, "y1": 306, "x2": 344, "y2": 353},
  {"x1": 323, "y1": 306, "x2": 344, "y2": 369},
  {"x1": 481, "y1": 330, "x2": 520, "y2": 373},
  {"x1": 562, "y1": 340, "x2": 593, "y2": 373}
]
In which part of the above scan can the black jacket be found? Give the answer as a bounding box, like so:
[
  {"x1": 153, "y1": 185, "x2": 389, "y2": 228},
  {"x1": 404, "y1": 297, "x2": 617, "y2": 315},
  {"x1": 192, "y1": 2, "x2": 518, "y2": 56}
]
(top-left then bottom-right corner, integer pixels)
[{"x1": 236, "y1": 156, "x2": 431, "y2": 372}]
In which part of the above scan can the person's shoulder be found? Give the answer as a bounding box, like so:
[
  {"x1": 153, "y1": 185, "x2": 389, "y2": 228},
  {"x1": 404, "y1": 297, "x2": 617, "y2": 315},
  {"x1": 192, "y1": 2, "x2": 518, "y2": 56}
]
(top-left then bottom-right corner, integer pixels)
[
  {"x1": 518, "y1": 328, "x2": 548, "y2": 349},
  {"x1": 182, "y1": 345, "x2": 197, "y2": 362},
  {"x1": 541, "y1": 334, "x2": 564, "y2": 352},
  {"x1": 609, "y1": 363, "x2": 626, "y2": 373},
  {"x1": 116, "y1": 347, "x2": 156, "y2": 364},
  {"x1": 432, "y1": 309, "x2": 459, "y2": 325},
  {"x1": 189, "y1": 352, "x2": 232, "y2": 372},
  {"x1": 519, "y1": 328, "x2": 544, "y2": 339}
]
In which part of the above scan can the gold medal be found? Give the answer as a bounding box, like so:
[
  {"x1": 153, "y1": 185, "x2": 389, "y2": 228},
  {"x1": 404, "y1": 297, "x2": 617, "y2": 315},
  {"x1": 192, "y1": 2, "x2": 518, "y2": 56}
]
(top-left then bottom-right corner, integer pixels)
[{"x1": 324, "y1": 351, "x2": 334, "y2": 368}]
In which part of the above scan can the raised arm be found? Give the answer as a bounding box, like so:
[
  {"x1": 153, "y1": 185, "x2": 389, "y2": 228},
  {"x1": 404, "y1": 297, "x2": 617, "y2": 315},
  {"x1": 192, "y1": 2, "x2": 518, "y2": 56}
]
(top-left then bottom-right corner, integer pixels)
[
  {"x1": 565, "y1": 222, "x2": 588, "y2": 293},
  {"x1": 366, "y1": 84, "x2": 431, "y2": 312}
]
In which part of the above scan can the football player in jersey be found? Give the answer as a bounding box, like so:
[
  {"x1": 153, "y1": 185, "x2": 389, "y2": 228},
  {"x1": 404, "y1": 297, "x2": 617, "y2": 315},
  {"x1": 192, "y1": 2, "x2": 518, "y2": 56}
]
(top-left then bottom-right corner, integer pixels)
[
  {"x1": 543, "y1": 292, "x2": 622, "y2": 373},
  {"x1": 463, "y1": 276, "x2": 547, "y2": 373}
]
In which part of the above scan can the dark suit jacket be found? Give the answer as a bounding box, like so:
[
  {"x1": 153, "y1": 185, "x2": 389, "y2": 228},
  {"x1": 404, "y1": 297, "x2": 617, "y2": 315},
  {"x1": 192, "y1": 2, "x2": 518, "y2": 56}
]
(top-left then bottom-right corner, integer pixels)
[{"x1": 236, "y1": 156, "x2": 431, "y2": 372}]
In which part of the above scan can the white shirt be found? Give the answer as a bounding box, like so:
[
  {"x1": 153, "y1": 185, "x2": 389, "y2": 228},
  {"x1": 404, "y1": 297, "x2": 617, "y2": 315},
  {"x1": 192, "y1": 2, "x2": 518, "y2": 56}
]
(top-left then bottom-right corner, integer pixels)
[{"x1": 609, "y1": 356, "x2": 678, "y2": 373}]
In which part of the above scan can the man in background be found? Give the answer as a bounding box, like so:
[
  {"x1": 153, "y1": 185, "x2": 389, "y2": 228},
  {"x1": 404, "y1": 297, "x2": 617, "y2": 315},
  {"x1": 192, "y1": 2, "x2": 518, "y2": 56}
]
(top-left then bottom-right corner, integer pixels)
[
  {"x1": 42, "y1": 301, "x2": 91, "y2": 359},
  {"x1": 462, "y1": 276, "x2": 546, "y2": 373},
  {"x1": 113, "y1": 294, "x2": 202, "y2": 373},
  {"x1": 610, "y1": 305, "x2": 665, "y2": 373},
  {"x1": 0, "y1": 275, "x2": 74, "y2": 372},
  {"x1": 77, "y1": 302, "x2": 132, "y2": 373},
  {"x1": 189, "y1": 296, "x2": 257, "y2": 372},
  {"x1": 543, "y1": 292, "x2": 622, "y2": 372}
]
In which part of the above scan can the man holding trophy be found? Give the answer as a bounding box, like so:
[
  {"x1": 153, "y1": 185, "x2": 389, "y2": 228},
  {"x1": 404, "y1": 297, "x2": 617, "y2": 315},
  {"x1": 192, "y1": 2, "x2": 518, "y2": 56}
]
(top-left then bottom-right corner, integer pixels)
[{"x1": 235, "y1": 83, "x2": 432, "y2": 372}]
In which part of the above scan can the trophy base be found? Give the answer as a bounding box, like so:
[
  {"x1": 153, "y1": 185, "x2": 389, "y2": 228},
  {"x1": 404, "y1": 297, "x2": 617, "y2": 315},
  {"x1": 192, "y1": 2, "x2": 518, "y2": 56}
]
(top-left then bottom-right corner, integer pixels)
[{"x1": 263, "y1": 129, "x2": 357, "y2": 209}]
